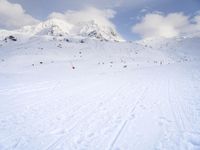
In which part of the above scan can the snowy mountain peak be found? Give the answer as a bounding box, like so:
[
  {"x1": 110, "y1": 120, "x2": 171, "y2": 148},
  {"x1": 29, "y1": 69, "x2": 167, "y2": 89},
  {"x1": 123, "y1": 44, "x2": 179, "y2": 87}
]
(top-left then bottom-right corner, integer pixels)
[
  {"x1": 73, "y1": 20, "x2": 123, "y2": 41},
  {"x1": 14, "y1": 18, "x2": 124, "y2": 42},
  {"x1": 18, "y1": 18, "x2": 73, "y2": 36}
]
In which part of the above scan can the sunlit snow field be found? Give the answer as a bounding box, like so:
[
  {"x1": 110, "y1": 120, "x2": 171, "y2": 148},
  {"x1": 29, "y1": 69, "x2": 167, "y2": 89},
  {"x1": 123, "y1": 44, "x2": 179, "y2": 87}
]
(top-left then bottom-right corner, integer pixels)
[{"x1": 0, "y1": 36, "x2": 200, "y2": 150}]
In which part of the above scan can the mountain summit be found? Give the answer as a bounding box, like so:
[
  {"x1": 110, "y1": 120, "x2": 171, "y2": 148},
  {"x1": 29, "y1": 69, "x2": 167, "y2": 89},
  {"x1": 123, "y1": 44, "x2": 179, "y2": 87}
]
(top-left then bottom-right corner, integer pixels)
[{"x1": 1, "y1": 18, "x2": 124, "y2": 42}]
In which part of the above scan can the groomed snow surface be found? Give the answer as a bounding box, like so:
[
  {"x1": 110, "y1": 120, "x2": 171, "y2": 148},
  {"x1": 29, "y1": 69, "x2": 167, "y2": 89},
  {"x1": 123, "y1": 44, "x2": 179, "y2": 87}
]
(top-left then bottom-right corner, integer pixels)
[{"x1": 0, "y1": 36, "x2": 200, "y2": 150}]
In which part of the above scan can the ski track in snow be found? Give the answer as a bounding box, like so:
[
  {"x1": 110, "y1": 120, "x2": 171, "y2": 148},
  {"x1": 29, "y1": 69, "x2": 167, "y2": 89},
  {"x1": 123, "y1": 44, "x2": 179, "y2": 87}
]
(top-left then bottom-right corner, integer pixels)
[{"x1": 0, "y1": 37, "x2": 200, "y2": 150}]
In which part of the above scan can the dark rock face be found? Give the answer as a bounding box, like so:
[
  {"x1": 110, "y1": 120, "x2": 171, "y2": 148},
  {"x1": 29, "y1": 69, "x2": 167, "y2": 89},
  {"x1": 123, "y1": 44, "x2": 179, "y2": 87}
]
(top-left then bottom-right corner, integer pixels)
[
  {"x1": 64, "y1": 38, "x2": 69, "y2": 42},
  {"x1": 80, "y1": 39, "x2": 85, "y2": 43},
  {"x1": 4, "y1": 35, "x2": 17, "y2": 42},
  {"x1": 87, "y1": 29, "x2": 116, "y2": 42},
  {"x1": 88, "y1": 31, "x2": 103, "y2": 40},
  {"x1": 88, "y1": 31, "x2": 97, "y2": 37}
]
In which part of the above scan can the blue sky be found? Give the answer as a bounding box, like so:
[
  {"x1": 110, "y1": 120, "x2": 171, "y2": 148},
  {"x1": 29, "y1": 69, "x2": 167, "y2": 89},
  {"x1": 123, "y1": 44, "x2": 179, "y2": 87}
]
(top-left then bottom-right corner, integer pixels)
[
  {"x1": 113, "y1": 0, "x2": 200, "y2": 40},
  {"x1": 2, "y1": 0, "x2": 200, "y2": 40}
]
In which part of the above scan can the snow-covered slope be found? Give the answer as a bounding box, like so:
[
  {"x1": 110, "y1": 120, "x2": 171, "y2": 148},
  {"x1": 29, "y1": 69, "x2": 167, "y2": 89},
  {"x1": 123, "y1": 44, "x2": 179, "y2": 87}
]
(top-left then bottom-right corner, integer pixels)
[{"x1": 0, "y1": 34, "x2": 200, "y2": 150}]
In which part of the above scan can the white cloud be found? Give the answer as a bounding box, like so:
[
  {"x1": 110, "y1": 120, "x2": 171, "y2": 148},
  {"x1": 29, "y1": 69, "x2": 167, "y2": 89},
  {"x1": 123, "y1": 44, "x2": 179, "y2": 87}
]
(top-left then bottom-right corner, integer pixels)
[
  {"x1": 48, "y1": 7, "x2": 116, "y2": 29},
  {"x1": 132, "y1": 12, "x2": 200, "y2": 38},
  {"x1": 0, "y1": 0, "x2": 39, "y2": 29}
]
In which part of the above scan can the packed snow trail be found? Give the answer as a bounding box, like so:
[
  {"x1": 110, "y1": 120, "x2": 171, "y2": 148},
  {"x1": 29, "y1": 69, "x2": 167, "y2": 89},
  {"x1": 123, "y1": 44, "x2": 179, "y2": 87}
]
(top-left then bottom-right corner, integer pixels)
[
  {"x1": 0, "y1": 63, "x2": 200, "y2": 150},
  {"x1": 0, "y1": 36, "x2": 200, "y2": 150},
  {"x1": 109, "y1": 64, "x2": 200, "y2": 150}
]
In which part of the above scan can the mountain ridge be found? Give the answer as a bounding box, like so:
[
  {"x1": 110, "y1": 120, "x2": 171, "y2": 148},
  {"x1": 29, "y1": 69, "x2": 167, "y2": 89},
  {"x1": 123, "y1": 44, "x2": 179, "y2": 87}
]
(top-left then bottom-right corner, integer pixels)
[{"x1": 0, "y1": 18, "x2": 124, "y2": 42}]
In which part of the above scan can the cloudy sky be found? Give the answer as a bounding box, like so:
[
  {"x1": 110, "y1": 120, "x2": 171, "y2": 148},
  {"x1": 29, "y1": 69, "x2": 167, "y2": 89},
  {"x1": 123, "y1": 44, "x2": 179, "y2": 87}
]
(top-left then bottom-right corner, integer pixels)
[{"x1": 0, "y1": 0, "x2": 200, "y2": 40}]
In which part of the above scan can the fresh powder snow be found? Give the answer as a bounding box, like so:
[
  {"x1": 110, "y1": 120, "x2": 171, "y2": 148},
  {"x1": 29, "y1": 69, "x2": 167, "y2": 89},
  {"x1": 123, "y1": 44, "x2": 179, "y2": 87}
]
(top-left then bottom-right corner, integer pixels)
[{"x1": 0, "y1": 20, "x2": 200, "y2": 150}]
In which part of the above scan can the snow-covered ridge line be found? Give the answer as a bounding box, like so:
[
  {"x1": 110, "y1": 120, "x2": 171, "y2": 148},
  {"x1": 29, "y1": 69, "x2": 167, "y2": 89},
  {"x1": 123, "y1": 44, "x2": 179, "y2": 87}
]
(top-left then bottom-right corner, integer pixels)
[{"x1": 0, "y1": 18, "x2": 124, "y2": 42}]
